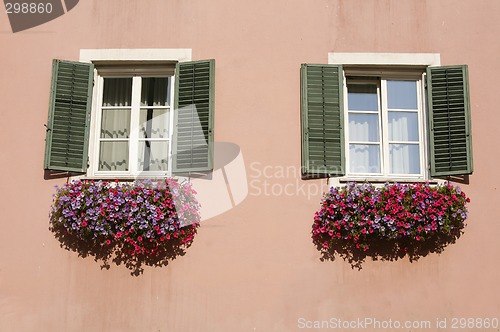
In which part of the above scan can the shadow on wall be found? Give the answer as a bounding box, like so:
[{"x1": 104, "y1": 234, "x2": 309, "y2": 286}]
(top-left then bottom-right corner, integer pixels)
[
  {"x1": 313, "y1": 227, "x2": 465, "y2": 270},
  {"x1": 50, "y1": 225, "x2": 196, "y2": 276}
]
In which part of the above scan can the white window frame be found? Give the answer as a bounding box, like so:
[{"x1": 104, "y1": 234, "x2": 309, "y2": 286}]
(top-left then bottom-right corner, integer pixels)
[
  {"x1": 79, "y1": 49, "x2": 192, "y2": 179},
  {"x1": 94, "y1": 74, "x2": 175, "y2": 177},
  {"x1": 328, "y1": 52, "x2": 442, "y2": 184},
  {"x1": 344, "y1": 74, "x2": 425, "y2": 178}
]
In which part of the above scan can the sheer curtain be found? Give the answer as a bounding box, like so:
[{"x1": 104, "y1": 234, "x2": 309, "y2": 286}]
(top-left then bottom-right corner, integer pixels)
[
  {"x1": 349, "y1": 113, "x2": 381, "y2": 174},
  {"x1": 138, "y1": 77, "x2": 170, "y2": 172},
  {"x1": 388, "y1": 111, "x2": 420, "y2": 174},
  {"x1": 387, "y1": 80, "x2": 420, "y2": 175},
  {"x1": 347, "y1": 83, "x2": 381, "y2": 174},
  {"x1": 99, "y1": 78, "x2": 132, "y2": 171},
  {"x1": 347, "y1": 80, "x2": 421, "y2": 175}
]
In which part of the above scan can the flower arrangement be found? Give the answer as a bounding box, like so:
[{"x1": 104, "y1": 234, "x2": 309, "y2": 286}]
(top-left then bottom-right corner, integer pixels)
[
  {"x1": 312, "y1": 182, "x2": 470, "y2": 253},
  {"x1": 49, "y1": 179, "x2": 200, "y2": 257}
]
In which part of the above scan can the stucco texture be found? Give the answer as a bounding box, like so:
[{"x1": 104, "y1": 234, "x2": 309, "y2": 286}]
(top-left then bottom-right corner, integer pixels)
[{"x1": 0, "y1": 1, "x2": 499, "y2": 331}]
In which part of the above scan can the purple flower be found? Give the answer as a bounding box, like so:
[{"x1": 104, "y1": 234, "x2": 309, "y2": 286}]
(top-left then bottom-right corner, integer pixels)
[{"x1": 49, "y1": 179, "x2": 201, "y2": 256}]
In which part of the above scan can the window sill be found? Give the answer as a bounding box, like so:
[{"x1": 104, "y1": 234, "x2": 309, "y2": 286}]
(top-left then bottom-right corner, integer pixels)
[
  {"x1": 73, "y1": 173, "x2": 178, "y2": 182},
  {"x1": 329, "y1": 176, "x2": 446, "y2": 187}
]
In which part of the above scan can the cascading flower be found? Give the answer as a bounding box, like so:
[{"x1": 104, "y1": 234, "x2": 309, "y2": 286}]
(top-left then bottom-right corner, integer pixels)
[
  {"x1": 49, "y1": 179, "x2": 201, "y2": 256},
  {"x1": 312, "y1": 182, "x2": 470, "y2": 252}
]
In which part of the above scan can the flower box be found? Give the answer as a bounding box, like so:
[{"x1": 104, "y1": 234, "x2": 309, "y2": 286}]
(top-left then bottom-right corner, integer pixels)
[
  {"x1": 49, "y1": 179, "x2": 200, "y2": 272},
  {"x1": 312, "y1": 182, "x2": 470, "y2": 262}
]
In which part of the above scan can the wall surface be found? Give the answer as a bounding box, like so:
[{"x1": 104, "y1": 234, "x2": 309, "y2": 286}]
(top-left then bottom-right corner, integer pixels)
[{"x1": 1, "y1": 1, "x2": 499, "y2": 331}]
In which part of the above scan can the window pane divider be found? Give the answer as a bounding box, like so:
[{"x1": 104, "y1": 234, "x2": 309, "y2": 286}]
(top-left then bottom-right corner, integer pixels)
[
  {"x1": 387, "y1": 109, "x2": 419, "y2": 113},
  {"x1": 138, "y1": 138, "x2": 170, "y2": 141},
  {"x1": 348, "y1": 110, "x2": 379, "y2": 114},
  {"x1": 388, "y1": 141, "x2": 420, "y2": 144},
  {"x1": 128, "y1": 76, "x2": 141, "y2": 174},
  {"x1": 167, "y1": 75, "x2": 175, "y2": 173},
  {"x1": 101, "y1": 106, "x2": 132, "y2": 109},
  {"x1": 349, "y1": 141, "x2": 381, "y2": 145},
  {"x1": 380, "y1": 79, "x2": 390, "y2": 175},
  {"x1": 99, "y1": 138, "x2": 129, "y2": 141}
]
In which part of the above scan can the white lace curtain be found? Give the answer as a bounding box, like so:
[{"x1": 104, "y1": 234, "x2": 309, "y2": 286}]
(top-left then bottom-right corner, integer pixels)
[
  {"x1": 99, "y1": 77, "x2": 170, "y2": 172},
  {"x1": 99, "y1": 78, "x2": 132, "y2": 171}
]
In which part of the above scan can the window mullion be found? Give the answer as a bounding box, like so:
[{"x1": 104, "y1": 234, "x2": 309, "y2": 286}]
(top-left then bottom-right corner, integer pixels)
[
  {"x1": 380, "y1": 79, "x2": 390, "y2": 176},
  {"x1": 92, "y1": 75, "x2": 105, "y2": 175},
  {"x1": 167, "y1": 75, "x2": 175, "y2": 175},
  {"x1": 342, "y1": 71, "x2": 351, "y2": 175},
  {"x1": 129, "y1": 76, "x2": 141, "y2": 175},
  {"x1": 417, "y1": 76, "x2": 426, "y2": 178}
]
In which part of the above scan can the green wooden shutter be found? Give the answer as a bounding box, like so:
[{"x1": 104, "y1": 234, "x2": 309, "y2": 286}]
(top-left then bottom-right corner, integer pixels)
[
  {"x1": 427, "y1": 65, "x2": 473, "y2": 176},
  {"x1": 173, "y1": 60, "x2": 215, "y2": 173},
  {"x1": 44, "y1": 59, "x2": 94, "y2": 172},
  {"x1": 300, "y1": 64, "x2": 345, "y2": 176}
]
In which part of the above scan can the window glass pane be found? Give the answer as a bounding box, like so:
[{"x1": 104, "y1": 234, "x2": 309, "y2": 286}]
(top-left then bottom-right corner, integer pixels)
[
  {"x1": 387, "y1": 80, "x2": 417, "y2": 109},
  {"x1": 390, "y1": 144, "x2": 420, "y2": 174},
  {"x1": 348, "y1": 113, "x2": 380, "y2": 142},
  {"x1": 141, "y1": 77, "x2": 170, "y2": 106},
  {"x1": 102, "y1": 78, "x2": 132, "y2": 107},
  {"x1": 347, "y1": 84, "x2": 378, "y2": 111},
  {"x1": 349, "y1": 144, "x2": 380, "y2": 174},
  {"x1": 138, "y1": 141, "x2": 169, "y2": 171},
  {"x1": 99, "y1": 141, "x2": 129, "y2": 171},
  {"x1": 139, "y1": 108, "x2": 169, "y2": 139},
  {"x1": 388, "y1": 111, "x2": 419, "y2": 141},
  {"x1": 100, "y1": 109, "x2": 130, "y2": 138}
]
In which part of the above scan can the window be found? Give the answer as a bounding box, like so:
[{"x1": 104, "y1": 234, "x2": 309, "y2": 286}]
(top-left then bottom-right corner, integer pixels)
[
  {"x1": 346, "y1": 75, "x2": 424, "y2": 178},
  {"x1": 95, "y1": 74, "x2": 173, "y2": 175},
  {"x1": 300, "y1": 53, "x2": 473, "y2": 180},
  {"x1": 44, "y1": 50, "x2": 215, "y2": 177}
]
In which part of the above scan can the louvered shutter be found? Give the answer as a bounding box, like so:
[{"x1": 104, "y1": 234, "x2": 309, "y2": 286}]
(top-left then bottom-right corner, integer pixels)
[
  {"x1": 173, "y1": 60, "x2": 215, "y2": 173},
  {"x1": 427, "y1": 65, "x2": 473, "y2": 176},
  {"x1": 44, "y1": 59, "x2": 94, "y2": 172},
  {"x1": 301, "y1": 64, "x2": 345, "y2": 176}
]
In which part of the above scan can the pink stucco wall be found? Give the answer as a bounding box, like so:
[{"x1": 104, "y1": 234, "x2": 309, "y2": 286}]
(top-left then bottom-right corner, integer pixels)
[{"x1": 1, "y1": 1, "x2": 499, "y2": 331}]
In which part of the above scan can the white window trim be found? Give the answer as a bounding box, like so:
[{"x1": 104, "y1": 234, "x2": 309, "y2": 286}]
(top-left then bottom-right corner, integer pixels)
[
  {"x1": 80, "y1": 48, "x2": 192, "y2": 63},
  {"x1": 328, "y1": 52, "x2": 440, "y2": 67},
  {"x1": 344, "y1": 75, "x2": 426, "y2": 179},
  {"x1": 328, "y1": 52, "x2": 444, "y2": 186},
  {"x1": 79, "y1": 49, "x2": 192, "y2": 179}
]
